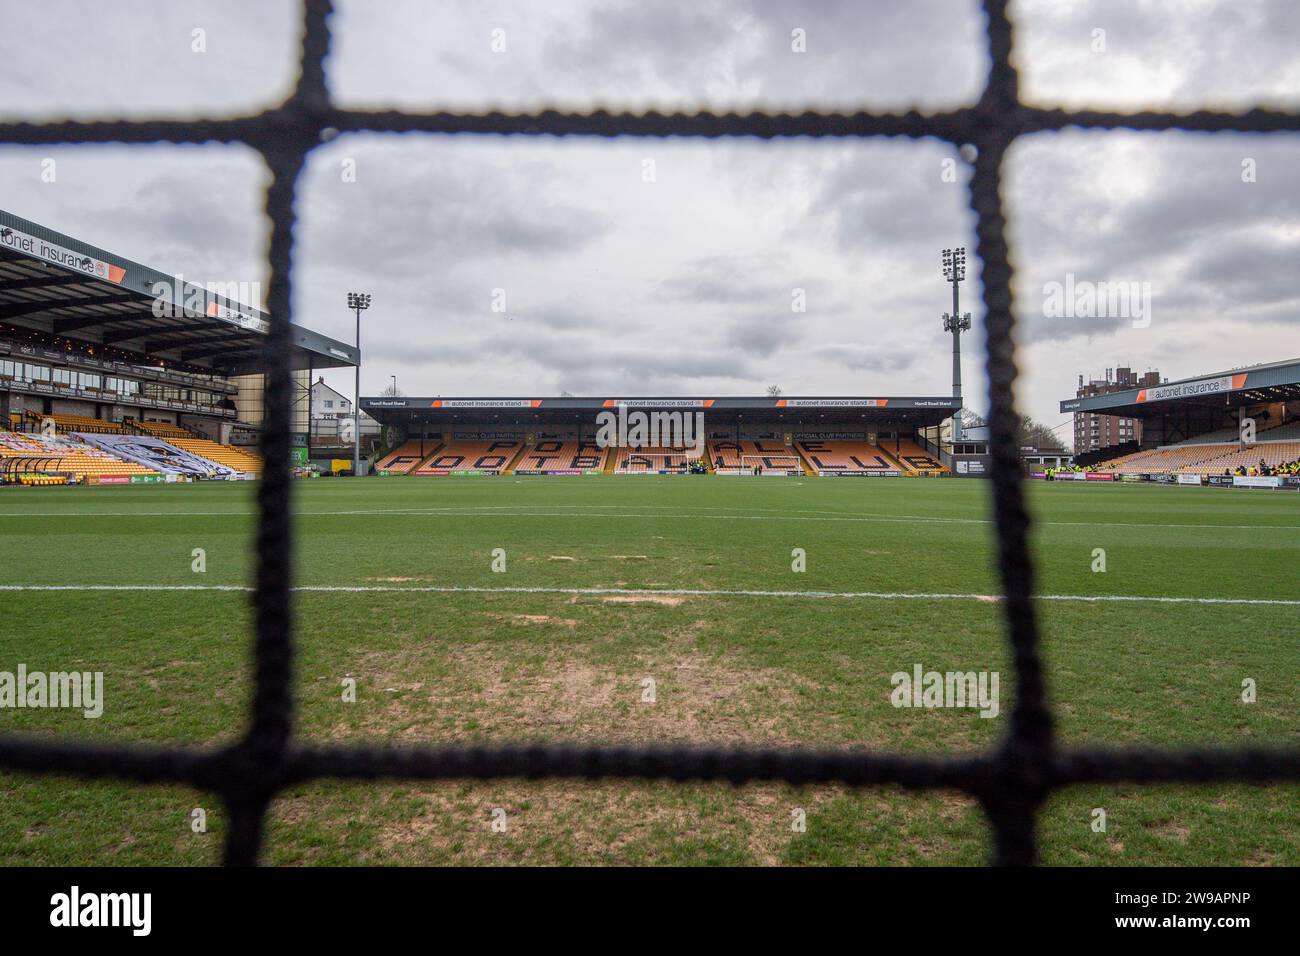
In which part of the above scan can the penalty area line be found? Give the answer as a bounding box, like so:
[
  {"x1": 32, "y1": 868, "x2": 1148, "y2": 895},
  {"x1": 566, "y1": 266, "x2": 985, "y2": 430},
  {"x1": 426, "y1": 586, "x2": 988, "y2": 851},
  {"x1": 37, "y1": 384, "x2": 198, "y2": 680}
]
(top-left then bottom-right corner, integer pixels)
[{"x1": 0, "y1": 584, "x2": 1297, "y2": 606}]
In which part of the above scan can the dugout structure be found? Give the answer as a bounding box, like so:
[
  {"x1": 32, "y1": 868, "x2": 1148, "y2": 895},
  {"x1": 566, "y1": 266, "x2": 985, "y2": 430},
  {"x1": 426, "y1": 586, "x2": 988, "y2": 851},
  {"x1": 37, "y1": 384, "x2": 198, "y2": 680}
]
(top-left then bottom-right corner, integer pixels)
[
  {"x1": 0, "y1": 454, "x2": 73, "y2": 484},
  {"x1": 1, "y1": 0, "x2": 1297, "y2": 869}
]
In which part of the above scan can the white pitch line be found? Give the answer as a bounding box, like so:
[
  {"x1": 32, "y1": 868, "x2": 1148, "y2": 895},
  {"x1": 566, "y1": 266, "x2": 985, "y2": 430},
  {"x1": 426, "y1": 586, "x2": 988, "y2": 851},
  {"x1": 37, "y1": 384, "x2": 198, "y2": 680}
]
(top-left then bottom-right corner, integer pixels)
[
  {"x1": 0, "y1": 506, "x2": 1296, "y2": 533},
  {"x1": 0, "y1": 584, "x2": 1296, "y2": 606}
]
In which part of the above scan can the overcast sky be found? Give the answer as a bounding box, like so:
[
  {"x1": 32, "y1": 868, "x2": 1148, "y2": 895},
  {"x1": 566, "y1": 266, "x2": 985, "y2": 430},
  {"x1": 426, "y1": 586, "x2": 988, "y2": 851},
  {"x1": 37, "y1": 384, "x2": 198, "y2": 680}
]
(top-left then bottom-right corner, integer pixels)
[{"x1": 1, "y1": 0, "x2": 1297, "y2": 444}]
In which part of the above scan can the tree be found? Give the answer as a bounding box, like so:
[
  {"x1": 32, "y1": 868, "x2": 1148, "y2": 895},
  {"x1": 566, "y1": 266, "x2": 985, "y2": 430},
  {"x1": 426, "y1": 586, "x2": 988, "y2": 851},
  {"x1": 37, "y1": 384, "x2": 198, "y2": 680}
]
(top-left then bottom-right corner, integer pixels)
[
  {"x1": 766, "y1": 385, "x2": 782, "y2": 397},
  {"x1": 380, "y1": 382, "x2": 404, "y2": 397},
  {"x1": 1017, "y1": 415, "x2": 1065, "y2": 450}
]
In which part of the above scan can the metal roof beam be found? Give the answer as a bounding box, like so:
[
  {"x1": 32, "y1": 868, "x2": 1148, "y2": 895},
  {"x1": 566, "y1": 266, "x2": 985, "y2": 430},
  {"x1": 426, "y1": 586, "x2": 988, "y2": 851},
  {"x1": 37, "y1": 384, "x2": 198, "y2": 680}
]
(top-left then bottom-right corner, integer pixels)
[
  {"x1": 98, "y1": 322, "x2": 173, "y2": 344},
  {"x1": 5, "y1": 294, "x2": 134, "y2": 323},
  {"x1": 181, "y1": 343, "x2": 258, "y2": 361},
  {"x1": 0, "y1": 274, "x2": 96, "y2": 292},
  {"x1": 54, "y1": 313, "x2": 140, "y2": 335},
  {"x1": 143, "y1": 330, "x2": 242, "y2": 352}
]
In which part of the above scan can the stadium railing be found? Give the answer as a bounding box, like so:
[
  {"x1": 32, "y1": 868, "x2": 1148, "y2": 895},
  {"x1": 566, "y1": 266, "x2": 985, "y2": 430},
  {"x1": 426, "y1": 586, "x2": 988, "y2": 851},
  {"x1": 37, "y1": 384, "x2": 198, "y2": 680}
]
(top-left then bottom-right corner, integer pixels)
[{"x1": 0, "y1": 0, "x2": 1297, "y2": 867}]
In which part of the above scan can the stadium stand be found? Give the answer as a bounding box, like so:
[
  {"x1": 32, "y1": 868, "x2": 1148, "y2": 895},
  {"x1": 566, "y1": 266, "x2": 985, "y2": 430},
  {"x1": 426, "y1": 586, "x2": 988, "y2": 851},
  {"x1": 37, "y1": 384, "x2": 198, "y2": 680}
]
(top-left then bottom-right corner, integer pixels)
[
  {"x1": 1184, "y1": 441, "x2": 1300, "y2": 475},
  {"x1": 0, "y1": 431, "x2": 158, "y2": 478},
  {"x1": 23, "y1": 410, "x2": 125, "y2": 434},
  {"x1": 1164, "y1": 425, "x2": 1245, "y2": 445},
  {"x1": 75, "y1": 432, "x2": 240, "y2": 478},
  {"x1": 1252, "y1": 421, "x2": 1300, "y2": 441},
  {"x1": 513, "y1": 440, "x2": 607, "y2": 474},
  {"x1": 613, "y1": 445, "x2": 701, "y2": 473},
  {"x1": 709, "y1": 439, "x2": 801, "y2": 474},
  {"x1": 0, "y1": 431, "x2": 55, "y2": 454},
  {"x1": 375, "y1": 439, "x2": 440, "y2": 474},
  {"x1": 1095, "y1": 423, "x2": 1300, "y2": 474},
  {"x1": 795, "y1": 440, "x2": 902, "y2": 475},
  {"x1": 889, "y1": 440, "x2": 949, "y2": 474},
  {"x1": 414, "y1": 439, "x2": 522, "y2": 474},
  {"x1": 166, "y1": 437, "x2": 263, "y2": 475},
  {"x1": 135, "y1": 420, "x2": 194, "y2": 440},
  {"x1": 1097, "y1": 444, "x2": 1231, "y2": 473},
  {"x1": 1150, "y1": 421, "x2": 1295, "y2": 449}
]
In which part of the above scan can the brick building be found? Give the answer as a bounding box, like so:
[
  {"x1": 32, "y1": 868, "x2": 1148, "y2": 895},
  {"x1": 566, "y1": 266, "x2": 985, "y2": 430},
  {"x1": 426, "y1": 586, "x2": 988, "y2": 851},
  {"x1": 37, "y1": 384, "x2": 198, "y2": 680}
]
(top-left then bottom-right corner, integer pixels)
[{"x1": 1074, "y1": 367, "x2": 1161, "y2": 453}]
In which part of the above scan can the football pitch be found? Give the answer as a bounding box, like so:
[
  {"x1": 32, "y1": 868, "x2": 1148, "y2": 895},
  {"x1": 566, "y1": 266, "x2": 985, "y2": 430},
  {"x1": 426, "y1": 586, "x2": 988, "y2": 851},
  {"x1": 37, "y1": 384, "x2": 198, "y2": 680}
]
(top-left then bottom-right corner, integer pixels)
[{"x1": 1, "y1": 476, "x2": 1296, "y2": 866}]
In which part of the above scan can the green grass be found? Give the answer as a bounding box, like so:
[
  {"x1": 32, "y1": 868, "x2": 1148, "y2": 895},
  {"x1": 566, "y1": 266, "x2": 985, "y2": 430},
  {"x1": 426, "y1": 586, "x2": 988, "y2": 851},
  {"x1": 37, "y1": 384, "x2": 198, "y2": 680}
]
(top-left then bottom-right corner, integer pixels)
[{"x1": 0, "y1": 475, "x2": 1296, "y2": 865}]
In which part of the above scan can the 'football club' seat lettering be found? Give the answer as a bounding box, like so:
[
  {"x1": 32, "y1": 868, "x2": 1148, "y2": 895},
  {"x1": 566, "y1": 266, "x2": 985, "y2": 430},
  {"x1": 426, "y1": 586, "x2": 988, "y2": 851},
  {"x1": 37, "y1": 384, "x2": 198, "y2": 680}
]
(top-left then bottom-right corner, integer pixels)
[
  {"x1": 903, "y1": 455, "x2": 942, "y2": 470},
  {"x1": 851, "y1": 455, "x2": 892, "y2": 470}
]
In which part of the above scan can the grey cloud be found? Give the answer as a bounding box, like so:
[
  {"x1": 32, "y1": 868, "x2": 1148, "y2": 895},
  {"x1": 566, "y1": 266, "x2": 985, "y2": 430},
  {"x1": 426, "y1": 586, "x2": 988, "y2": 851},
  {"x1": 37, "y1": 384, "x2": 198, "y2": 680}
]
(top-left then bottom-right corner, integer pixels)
[
  {"x1": 538, "y1": 0, "x2": 985, "y2": 110},
  {"x1": 297, "y1": 143, "x2": 615, "y2": 281},
  {"x1": 1008, "y1": 132, "x2": 1300, "y2": 350},
  {"x1": 3, "y1": 0, "x2": 298, "y2": 119},
  {"x1": 805, "y1": 141, "x2": 976, "y2": 259},
  {"x1": 804, "y1": 344, "x2": 916, "y2": 373},
  {"x1": 656, "y1": 252, "x2": 804, "y2": 307},
  {"x1": 1016, "y1": 0, "x2": 1300, "y2": 109},
  {"x1": 725, "y1": 317, "x2": 800, "y2": 359}
]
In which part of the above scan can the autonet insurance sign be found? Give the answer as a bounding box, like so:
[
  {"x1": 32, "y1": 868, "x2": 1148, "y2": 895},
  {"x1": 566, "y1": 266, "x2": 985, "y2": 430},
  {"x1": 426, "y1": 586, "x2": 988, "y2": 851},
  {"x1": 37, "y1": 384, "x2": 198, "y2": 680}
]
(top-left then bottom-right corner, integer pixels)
[
  {"x1": 0, "y1": 224, "x2": 126, "y2": 284},
  {"x1": 1136, "y1": 373, "x2": 1247, "y2": 403}
]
